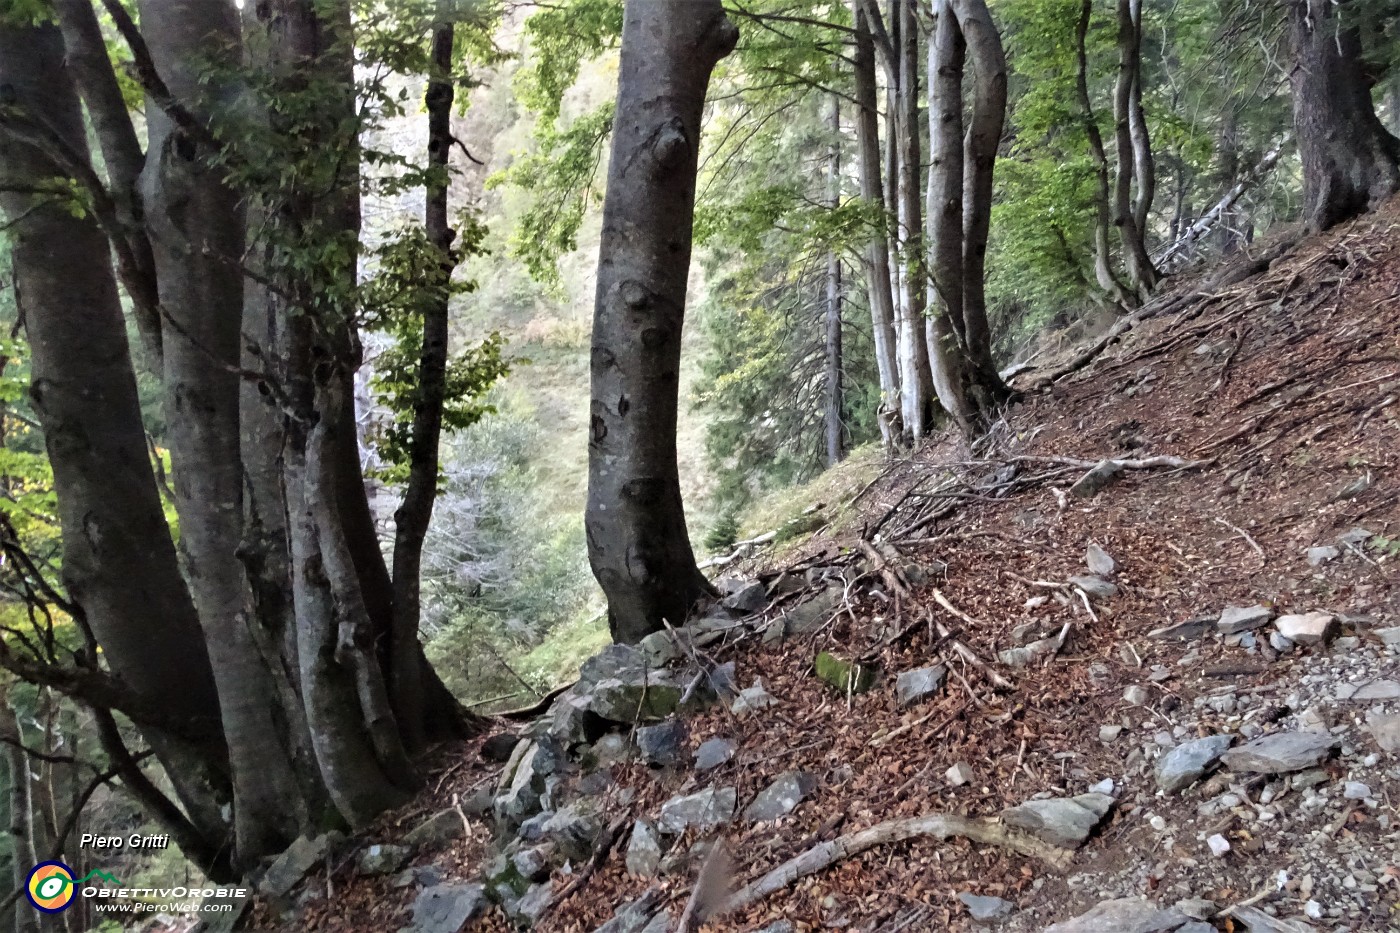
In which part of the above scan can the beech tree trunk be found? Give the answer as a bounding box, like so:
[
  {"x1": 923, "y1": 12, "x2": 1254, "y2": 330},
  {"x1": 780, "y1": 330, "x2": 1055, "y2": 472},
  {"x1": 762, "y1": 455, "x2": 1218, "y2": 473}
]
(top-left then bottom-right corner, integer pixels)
[
  {"x1": 894, "y1": 0, "x2": 934, "y2": 440},
  {"x1": 0, "y1": 21, "x2": 232, "y2": 854},
  {"x1": 1112, "y1": 0, "x2": 1156, "y2": 298},
  {"x1": 1075, "y1": 0, "x2": 1134, "y2": 309},
  {"x1": 1288, "y1": 0, "x2": 1400, "y2": 231},
  {"x1": 1126, "y1": 0, "x2": 1155, "y2": 236},
  {"x1": 824, "y1": 98, "x2": 845, "y2": 467},
  {"x1": 851, "y1": 0, "x2": 901, "y2": 446},
  {"x1": 587, "y1": 0, "x2": 736, "y2": 643}
]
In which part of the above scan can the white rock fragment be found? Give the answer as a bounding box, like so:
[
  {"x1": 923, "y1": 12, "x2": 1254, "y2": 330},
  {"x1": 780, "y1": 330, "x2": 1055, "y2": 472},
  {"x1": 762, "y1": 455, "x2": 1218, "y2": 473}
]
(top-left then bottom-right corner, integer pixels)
[{"x1": 1206, "y1": 833, "x2": 1231, "y2": 857}]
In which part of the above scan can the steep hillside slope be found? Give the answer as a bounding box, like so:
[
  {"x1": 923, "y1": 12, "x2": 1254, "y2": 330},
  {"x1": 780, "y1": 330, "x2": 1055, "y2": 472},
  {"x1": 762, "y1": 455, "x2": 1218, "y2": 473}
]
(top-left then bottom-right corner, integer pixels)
[{"x1": 252, "y1": 203, "x2": 1399, "y2": 933}]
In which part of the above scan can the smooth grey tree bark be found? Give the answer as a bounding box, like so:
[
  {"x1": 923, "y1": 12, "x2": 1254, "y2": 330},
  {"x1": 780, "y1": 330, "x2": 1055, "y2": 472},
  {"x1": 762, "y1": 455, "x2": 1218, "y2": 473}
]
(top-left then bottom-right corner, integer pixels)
[
  {"x1": 851, "y1": 0, "x2": 901, "y2": 447},
  {"x1": 824, "y1": 97, "x2": 845, "y2": 467},
  {"x1": 0, "y1": 20, "x2": 232, "y2": 857},
  {"x1": 895, "y1": 0, "x2": 933, "y2": 441},
  {"x1": 1112, "y1": 0, "x2": 1156, "y2": 298},
  {"x1": 1288, "y1": 0, "x2": 1400, "y2": 231},
  {"x1": 587, "y1": 0, "x2": 736, "y2": 643}
]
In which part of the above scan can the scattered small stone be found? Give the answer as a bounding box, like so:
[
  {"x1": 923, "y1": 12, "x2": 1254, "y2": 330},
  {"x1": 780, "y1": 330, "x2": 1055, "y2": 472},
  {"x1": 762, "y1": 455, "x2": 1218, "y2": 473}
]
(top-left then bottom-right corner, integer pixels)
[
  {"x1": 1273, "y1": 611, "x2": 1338, "y2": 645},
  {"x1": 356, "y1": 843, "x2": 410, "y2": 876},
  {"x1": 999, "y1": 792, "x2": 1113, "y2": 848},
  {"x1": 259, "y1": 832, "x2": 344, "y2": 899},
  {"x1": 1100, "y1": 724, "x2": 1124, "y2": 743},
  {"x1": 1069, "y1": 460, "x2": 1124, "y2": 498},
  {"x1": 895, "y1": 665, "x2": 947, "y2": 706},
  {"x1": 1269, "y1": 631, "x2": 1295, "y2": 653},
  {"x1": 1338, "y1": 527, "x2": 1374, "y2": 545},
  {"x1": 1304, "y1": 900, "x2": 1323, "y2": 920},
  {"x1": 1149, "y1": 617, "x2": 1212, "y2": 641},
  {"x1": 1088, "y1": 779, "x2": 1115, "y2": 796},
  {"x1": 1156, "y1": 734, "x2": 1233, "y2": 794},
  {"x1": 404, "y1": 809, "x2": 468, "y2": 851},
  {"x1": 1305, "y1": 545, "x2": 1340, "y2": 566},
  {"x1": 657, "y1": 786, "x2": 737, "y2": 834},
  {"x1": 720, "y1": 580, "x2": 766, "y2": 615},
  {"x1": 1207, "y1": 833, "x2": 1231, "y2": 857},
  {"x1": 635, "y1": 720, "x2": 687, "y2": 768},
  {"x1": 1123, "y1": 685, "x2": 1150, "y2": 706},
  {"x1": 1175, "y1": 898, "x2": 1215, "y2": 921},
  {"x1": 1343, "y1": 781, "x2": 1371, "y2": 800},
  {"x1": 1222, "y1": 731, "x2": 1339, "y2": 774},
  {"x1": 946, "y1": 762, "x2": 974, "y2": 787},
  {"x1": 1367, "y1": 712, "x2": 1400, "y2": 752},
  {"x1": 958, "y1": 892, "x2": 1015, "y2": 921},
  {"x1": 731, "y1": 680, "x2": 777, "y2": 715},
  {"x1": 1042, "y1": 897, "x2": 1188, "y2": 933},
  {"x1": 743, "y1": 771, "x2": 817, "y2": 822},
  {"x1": 1217, "y1": 604, "x2": 1272, "y2": 634},
  {"x1": 1086, "y1": 542, "x2": 1117, "y2": 577},
  {"x1": 693, "y1": 737, "x2": 735, "y2": 771},
  {"x1": 1070, "y1": 574, "x2": 1118, "y2": 600}
]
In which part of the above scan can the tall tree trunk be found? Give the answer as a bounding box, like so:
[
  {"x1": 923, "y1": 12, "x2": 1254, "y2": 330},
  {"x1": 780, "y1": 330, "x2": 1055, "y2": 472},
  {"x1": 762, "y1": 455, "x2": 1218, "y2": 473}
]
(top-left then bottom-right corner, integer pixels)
[
  {"x1": 1075, "y1": 0, "x2": 1134, "y2": 309},
  {"x1": 0, "y1": 20, "x2": 232, "y2": 853},
  {"x1": 951, "y1": 0, "x2": 1009, "y2": 401},
  {"x1": 851, "y1": 0, "x2": 901, "y2": 447},
  {"x1": 895, "y1": 0, "x2": 933, "y2": 439},
  {"x1": 1112, "y1": 0, "x2": 1156, "y2": 298},
  {"x1": 1, "y1": 700, "x2": 37, "y2": 933},
  {"x1": 926, "y1": 0, "x2": 973, "y2": 433},
  {"x1": 824, "y1": 98, "x2": 845, "y2": 467},
  {"x1": 1126, "y1": 0, "x2": 1155, "y2": 236},
  {"x1": 586, "y1": 0, "x2": 735, "y2": 644},
  {"x1": 1288, "y1": 0, "x2": 1400, "y2": 231},
  {"x1": 138, "y1": 0, "x2": 301, "y2": 866}
]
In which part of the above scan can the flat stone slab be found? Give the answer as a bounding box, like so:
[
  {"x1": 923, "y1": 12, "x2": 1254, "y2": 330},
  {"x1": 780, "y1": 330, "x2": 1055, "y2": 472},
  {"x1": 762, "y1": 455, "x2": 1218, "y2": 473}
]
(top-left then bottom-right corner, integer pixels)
[
  {"x1": 1043, "y1": 898, "x2": 1191, "y2": 933},
  {"x1": 1337, "y1": 679, "x2": 1400, "y2": 701},
  {"x1": 1156, "y1": 735, "x2": 1233, "y2": 794},
  {"x1": 959, "y1": 892, "x2": 1015, "y2": 921},
  {"x1": 896, "y1": 665, "x2": 947, "y2": 706},
  {"x1": 404, "y1": 883, "x2": 487, "y2": 933},
  {"x1": 743, "y1": 771, "x2": 817, "y2": 821},
  {"x1": 658, "y1": 786, "x2": 737, "y2": 834},
  {"x1": 1222, "y1": 731, "x2": 1339, "y2": 774},
  {"x1": 1273, "y1": 612, "x2": 1338, "y2": 645},
  {"x1": 1368, "y1": 712, "x2": 1400, "y2": 752},
  {"x1": 694, "y1": 737, "x2": 736, "y2": 771},
  {"x1": 1217, "y1": 605, "x2": 1272, "y2": 634},
  {"x1": 999, "y1": 792, "x2": 1113, "y2": 849},
  {"x1": 1149, "y1": 617, "x2": 1212, "y2": 641}
]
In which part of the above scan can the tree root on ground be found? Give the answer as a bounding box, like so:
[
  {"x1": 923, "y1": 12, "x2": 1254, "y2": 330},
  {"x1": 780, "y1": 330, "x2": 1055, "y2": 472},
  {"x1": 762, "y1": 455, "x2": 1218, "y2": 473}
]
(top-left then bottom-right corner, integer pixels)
[{"x1": 722, "y1": 813, "x2": 1073, "y2": 915}]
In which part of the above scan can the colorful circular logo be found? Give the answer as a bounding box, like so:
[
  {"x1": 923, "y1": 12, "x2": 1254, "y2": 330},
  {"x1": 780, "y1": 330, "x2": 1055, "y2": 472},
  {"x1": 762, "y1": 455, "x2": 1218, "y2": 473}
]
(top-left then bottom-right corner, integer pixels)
[{"x1": 25, "y1": 862, "x2": 75, "y2": 913}]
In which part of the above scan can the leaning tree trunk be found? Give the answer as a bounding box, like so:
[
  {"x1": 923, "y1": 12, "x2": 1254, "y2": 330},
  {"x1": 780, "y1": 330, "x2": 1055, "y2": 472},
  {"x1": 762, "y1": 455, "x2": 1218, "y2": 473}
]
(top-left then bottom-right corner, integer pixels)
[
  {"x1": 1288, "y1": 0, "x2": 1400, "y2": 231},
  {"x1": 138, "y1": 0, "x2": 302, "y2": 866},
  {"x1": 1075, "y1": 0, "x2": 1134, "y2": 309},
  {"x1": 586, "y1": 0, "x2": 736, "y2": 644},
  {"x1": 1112, "y1": 0, "x2": 1156, "y2": 299},
  {"x1": 0, "y1": 20, "x2": 232, "y2": 858},
  {"x1": 851, "y1": 0, "x2": 901, "y2": 447},
  {"x1": 824, "y1": 97, "x2": 845, "y2": 467}
]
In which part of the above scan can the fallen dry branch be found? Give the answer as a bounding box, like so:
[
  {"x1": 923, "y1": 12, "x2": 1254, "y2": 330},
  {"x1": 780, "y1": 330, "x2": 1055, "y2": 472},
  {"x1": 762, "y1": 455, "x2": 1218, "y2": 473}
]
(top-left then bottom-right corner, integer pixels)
[{"x1": 722, "y1": 813, "x2": 1073, "y2": 914}]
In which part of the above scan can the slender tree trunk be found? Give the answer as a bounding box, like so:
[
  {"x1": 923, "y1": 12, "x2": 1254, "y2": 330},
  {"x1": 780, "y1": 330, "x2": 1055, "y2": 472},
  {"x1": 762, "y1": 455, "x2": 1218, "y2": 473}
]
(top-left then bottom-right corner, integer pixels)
[
  {"x1": 1288, "y1": 0, "x2": 1400, "y2": 231},
  {"x1": 0, "y1": 21, "x2": 231, "y2": 851},
  {"x1": 1112, "y1": 0, "x2": 1156, "y2": 298},
  {"x1": 926, "y1": 0, "x2": 973, "y2": 433},
  {"x1": 884, "y1": 0, "x2": 910, "y2": 437},
  {"x1": 851, "y1": 0, "x2": 901, "y2": 447},
  {"x1": 824, "y1": 98, "x2": 845, "y2": 467},
  {"x1": 586, "y1": 0, "x2": 735, "y2": 644},
  {"x1": 1126, "y1": 0, "x2": 1154, "y2": 236},
  {"x1": 1075, "y1": 0, "x2": 1134, "y2": 309},
  {"x1": 950, "y1": 0, "x2": 1009, "y2": 401},
  {"x1": 895, "y1": 0, "x2": 933, "y2": 439},
  {"x1": 138, "y1": 0, "x2": 300, "y2": 866},
  {"x1": 1, "y1": 700, "x2": 37, "y2": 933}
]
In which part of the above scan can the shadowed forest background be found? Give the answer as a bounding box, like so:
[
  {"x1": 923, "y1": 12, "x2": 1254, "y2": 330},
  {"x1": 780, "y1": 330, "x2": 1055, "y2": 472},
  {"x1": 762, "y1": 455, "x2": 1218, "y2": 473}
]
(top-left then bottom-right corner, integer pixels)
[{"x1": 0, "y1": 0, "x2": 1399, "y2": 928}]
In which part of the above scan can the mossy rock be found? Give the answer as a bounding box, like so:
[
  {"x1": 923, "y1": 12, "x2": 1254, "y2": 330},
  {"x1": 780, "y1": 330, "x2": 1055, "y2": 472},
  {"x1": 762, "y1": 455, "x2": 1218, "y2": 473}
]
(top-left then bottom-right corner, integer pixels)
[{"x1": 813, "y1": 651, "x2": 877, "y2": 694}]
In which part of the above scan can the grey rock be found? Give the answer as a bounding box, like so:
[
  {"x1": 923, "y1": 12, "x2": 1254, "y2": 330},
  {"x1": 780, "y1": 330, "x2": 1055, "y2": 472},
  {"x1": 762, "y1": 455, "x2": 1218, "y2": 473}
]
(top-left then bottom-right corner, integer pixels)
[
  {"x1": 1222, "y1": 731, "x2": 1339, "y2": 774},
  {"x1": 545, "y1": 693, "x2": 605, "y2": 747},
  {"x1": 1367, "y1": 712, "x2": 1400, "y2": 752},
  {"x1": 721, "y1": 580, "x2": 767, "y2": 615},
  {"x1": 1069, "y1": 459, "x2": 1125, "y2": 498},
  {"x1": 1086, "y1": 542, "x2": 1117, "y2": 577},
  {"x1": 1218, "y1": 605, "x2": 1273, "y2": 634},
  {"x1": 1273, "y1": 612, "x2": 1338, "y2": 645},
  {"x1": 1228, "y1": 904, "x2": 1317, "y2": 932},
  {"x1": 404, "y1": 809, "x2": 467, "y2": 851},
  {"x1": 404, "y1": 883, "x2": 488, "y2": 933},
  {"x1": 896, "y1": 665, "x2": 947, "y2": 706},
  {"x1": 1306, "y1": 546, "x2": 1340, "y2": 566},
  {"x1": 1070, "y1": 575, "x2": 1118, "y2": 600},
  {"x1": 481, "y1": 733, "x2": 522, "y2": 762},
  {"x1": 959, "y1": 893, "x2": 1015, "y2": 921},
  {"x1": 391, "y1": 865, "x2": 444, "y2": 890},
  {"x1": 744, "y1": 770, "x2": 817, "y2": 821},
  {"x1": 1269, "y1": 632, "x2": 1295, "y2": 654},
  {"x1": 694, "y1": 737, "x2": 736, "y2": 771},
  {"x1": 357, "y1": 843, "x2": 410, "y2": 876},
  {"x1": 754, "y1": 923, "x2": 796, "y2": 933},
  {"x1": 1100, "y1": 724, "x2": 1124, "y2": 742},
  {"x1": 594, "y1": 889, "x2": 670, "y2": 933},
  {"x1": 259, "y1": 832, "x2": 344, "y2": 899},
  {"x1": 1347, "y1": 679, "x2": 1400, "y2": 701},
  {"x1": 578, "y1": 644, "x2": 646, "y2": 690},
  {"x1": 636, "y1": 720, "x2": 687, "y2": 768},
  {"x1": 506, "y1": 881, "x2": 553, "y2": 928},
  {"x1": 658, "y1": 786, "x2": 737, "y2": 834},
  {"x1": 1338, "y1": 527, "x2": 1374, "y2": 545},
  {"x1": 783, "y1": 586, "x2": 840, "y2": 634},
  {"x1": 625, "y1": 820, "x2": 665, "y2": 877},
  {"x1": 1148, "y1": 617, "x2": 1212, "y2": 641},
  {"x1": 590, "y1": 733, "x2": 631, "y2": 768},
  {"x1": 1177, "y1": 925, "x2": 1218, "y2": 933},
  {"x1": 638, "y1": 629, "x2": 684, "y2": 667},
  {"x1": 542, "y1": 801, "x2": 602, "y2": 863},
  {"x1": 189, "y1": 894, "x2": 252, "y2": 933},
  {"x1": 1174, "y1": 898, "x2": 1215, "y2": 921},
  {"x1": 946, "y1": 762, "x2": 974, "y2": 786},
  {"x1": 999, "y1": 638, "x2": 1057, "y2": 668},
  {"x1": 1374, "y1": 625, "x2": 1400, "y2": 646},
  {"x1": 588, "y1": 673, "x2": 686, "y2": 723},
  {"x1": 495, "y1": 738, "x2": 566, "y2": 826},
  {"x1": 1343, "y1": 781, "x2": 1371, "y2": 799},
  {"x1": 1123, "y1": 684, "x2": 1150, "y2": 706},
  {"x1": 511, "y1": 844, "x2": 556, "y2": 883},
  {"x1": 1043, "y1": 898, "x2": 1189, "y2": 933},
  {"x1": 517, "y1": 811, "x2": 554, "y2": 842},
  {"x1": 731, "y1": 680, "x2": 778, "y2": 715},
  {"x1": 999, "y1": 793, "x2": 1113, "y2": 848},
  {"x1": 1156, "y1": 735, "x2": 1233, "y2": 793}
]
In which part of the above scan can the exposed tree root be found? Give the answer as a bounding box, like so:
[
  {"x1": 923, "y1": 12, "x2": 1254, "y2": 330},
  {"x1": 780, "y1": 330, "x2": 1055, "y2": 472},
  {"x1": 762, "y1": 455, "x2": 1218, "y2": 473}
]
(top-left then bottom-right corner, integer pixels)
[{"x1": 722, "y1": 813, "x2": 1073, "y2": 915}]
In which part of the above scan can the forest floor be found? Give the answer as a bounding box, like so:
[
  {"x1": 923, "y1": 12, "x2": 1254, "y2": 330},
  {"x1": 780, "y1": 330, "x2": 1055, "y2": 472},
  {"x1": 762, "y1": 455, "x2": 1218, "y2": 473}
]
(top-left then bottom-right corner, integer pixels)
[{"x1": 237, "y1": 202, "x2": 1400, "y2": 933}]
